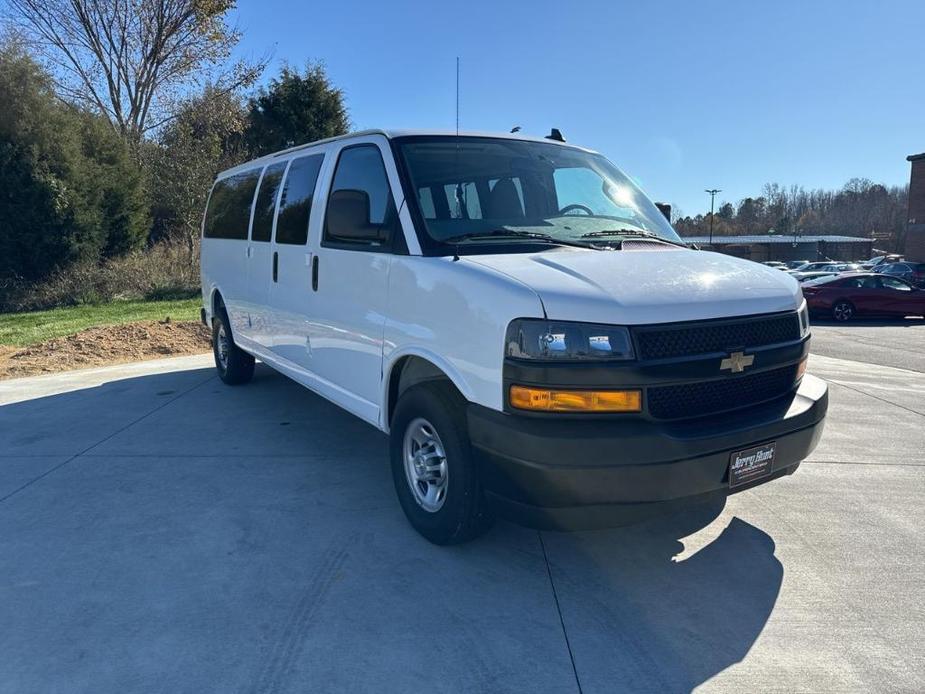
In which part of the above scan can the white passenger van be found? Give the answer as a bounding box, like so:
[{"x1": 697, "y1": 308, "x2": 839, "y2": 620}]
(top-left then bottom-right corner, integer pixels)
[{"x1": 201, "y1": 129, "x2": 827, "y2": 544}]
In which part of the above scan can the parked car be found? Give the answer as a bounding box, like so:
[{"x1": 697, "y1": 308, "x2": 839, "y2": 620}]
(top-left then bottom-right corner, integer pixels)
[
  {"x1": 794, "y1": 271, "x2": 838, "y2": 283},
  {"x1": 801, "y1": 273, "x2": 925, "y2": 321},
  {"x1": 862, "y1": 254, "x2": 902, "y2": 270},
  {"x1": 762, "y1": 261, "x2": 788, "y2": 270},
  {"x1": 790, "y1": 261, "x2": 837, "y2": 273},
  {"x1": 200, "y1": 128, "x2": 827, "y2": 544},
  {"x1": 786, "y1": 260, "x2": 811, "y2": 269},
  {"x1": 819, "y1": 263, "x2": 863, "y2": 273},
  {"x1": 876, "y1": 261, "x2": 925, "y2": 287}
]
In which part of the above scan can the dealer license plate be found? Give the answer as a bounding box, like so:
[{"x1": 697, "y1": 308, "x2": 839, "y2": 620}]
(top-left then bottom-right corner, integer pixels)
[{"x1": 729, "y1": 442, "x2": 776, "y2": 488}]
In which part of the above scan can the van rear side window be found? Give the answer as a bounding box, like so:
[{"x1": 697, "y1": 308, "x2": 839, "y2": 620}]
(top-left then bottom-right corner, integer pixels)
[
  {"x1": 203, "y1": 169, "x2": 261, "y2": 240},
  {"x1": 276, "y1": 154, "x2": 324, "y2": 245},
  {"x1": 251, "y1": 163, "x2": 287, "y2": 242}
]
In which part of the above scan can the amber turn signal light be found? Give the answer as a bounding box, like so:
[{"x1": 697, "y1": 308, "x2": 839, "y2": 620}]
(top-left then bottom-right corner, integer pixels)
[
  {"x1": 510, "y1": 385, "x2": 642, "y2": 413},
  {"x1": 796, "y1": 356, "x2": 808, "y2": 380}
]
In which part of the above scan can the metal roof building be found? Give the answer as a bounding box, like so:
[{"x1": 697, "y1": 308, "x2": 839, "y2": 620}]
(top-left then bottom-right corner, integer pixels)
[{"x1": 679, "y1": 234, "x2": 873, "y2": 262}]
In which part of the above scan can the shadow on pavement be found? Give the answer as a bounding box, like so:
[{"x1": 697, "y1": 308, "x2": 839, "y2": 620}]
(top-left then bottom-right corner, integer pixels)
[
  {"x1": 0, "y1": 364, "x2": 783, "y2": 693},
  {"x1": 543, "y1": 500, "x2": 782, "y2": 692}
]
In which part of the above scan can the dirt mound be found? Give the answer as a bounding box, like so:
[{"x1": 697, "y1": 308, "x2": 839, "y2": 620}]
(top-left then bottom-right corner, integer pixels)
[{"x1": 0, "y1": 319, "x2": 211, "y2": 380}]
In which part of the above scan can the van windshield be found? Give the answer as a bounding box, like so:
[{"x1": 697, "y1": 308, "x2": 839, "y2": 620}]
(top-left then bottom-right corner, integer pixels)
[{"x1": 394, "y1": 136, "x2": 682, "y2": 253}]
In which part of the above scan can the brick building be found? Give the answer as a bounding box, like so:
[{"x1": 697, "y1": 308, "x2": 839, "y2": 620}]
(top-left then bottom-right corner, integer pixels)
[{"x1": 907, "y1": 153, "x2": 925, "y2": 262}]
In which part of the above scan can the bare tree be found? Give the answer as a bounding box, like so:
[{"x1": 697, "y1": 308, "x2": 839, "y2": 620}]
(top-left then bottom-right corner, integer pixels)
[{"x1": 5, "y1": 0, "x2": 262, "y2": 140}]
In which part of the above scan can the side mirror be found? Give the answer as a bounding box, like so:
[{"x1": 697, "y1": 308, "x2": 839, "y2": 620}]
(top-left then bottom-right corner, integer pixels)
[{"x1": 326, "y1": 189, "x2": 388, "y2": 243}]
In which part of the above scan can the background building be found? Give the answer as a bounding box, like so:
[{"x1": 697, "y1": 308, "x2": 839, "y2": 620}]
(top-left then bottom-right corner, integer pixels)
[
  {"x1": 679, "y1": 235, "x2": 873, "y2": 262},
  {"x1": 906, "y1": 153, "x2": 925, "y2": 261}
]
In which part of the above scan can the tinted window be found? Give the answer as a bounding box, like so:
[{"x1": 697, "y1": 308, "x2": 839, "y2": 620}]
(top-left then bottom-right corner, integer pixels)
[
  {"x1": 203, "y1": 169, "x2": 261, "y2": 239},
  {"x1": 276, "y1": 154, "x2": 324, "y2": 245},
  {"x1": 881, "y1": 277, "x2": 911, "y2": 291},
  {"x1": 251, "y1": 163, "x2": 287, "y2": 242},
  {"x1": 324, "y1": 145, "x2": 398, "y2": 247}
]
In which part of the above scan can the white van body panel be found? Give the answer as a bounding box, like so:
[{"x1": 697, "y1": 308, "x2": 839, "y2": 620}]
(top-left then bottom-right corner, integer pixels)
[
  {"x1": 381, "y1": 256, "x2": 544, "y2": 429},
  {"x1": 265, "y1": 147, "x2": 331, "y2": 369},
  {"x1": 297, "y1": 134, "x2": 407, "y2": 418},
  {"x1": 201, "y1": 239, "x2": 250, "y2": 336},
  {"x1": 465, "y1": 248, "x2": 803, "y2": 325}
]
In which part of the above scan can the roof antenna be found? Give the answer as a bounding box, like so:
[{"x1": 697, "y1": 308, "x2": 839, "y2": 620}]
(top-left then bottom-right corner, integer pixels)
[
  {"x1": 455, "y1": 57, "x2": 460, "y2": 138},
  {"x1": 546, "y1": 128, "x2": 565, "y2": 142},
  {"x1": 452, "y1": 56, "x2": 461, "y2": 261}
]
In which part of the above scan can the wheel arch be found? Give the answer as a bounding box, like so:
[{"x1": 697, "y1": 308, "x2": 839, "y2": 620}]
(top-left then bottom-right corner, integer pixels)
[
  {"x1": 382, "y1": 351, "x2": 473, "y2": 432},
  {"x1": 209, "y1": 286, "x2": 226, "y2": 323}
]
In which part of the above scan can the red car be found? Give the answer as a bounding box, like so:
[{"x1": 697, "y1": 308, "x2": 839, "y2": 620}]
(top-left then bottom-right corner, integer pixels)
[{"x1": 801, "y1": 273, "x2": 925, "y2": 321}]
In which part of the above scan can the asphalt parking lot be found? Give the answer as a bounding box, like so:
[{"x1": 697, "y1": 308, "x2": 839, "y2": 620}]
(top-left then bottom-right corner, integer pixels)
[{"x1": 1, "y1": 319, "x2": 923, "y2": 693}]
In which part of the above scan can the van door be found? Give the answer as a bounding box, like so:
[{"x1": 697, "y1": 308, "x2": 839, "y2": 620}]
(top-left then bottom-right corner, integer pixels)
[
  {"x1": 246, "y1": 162, "x2": 287, "y2": 348},
  {"x1": 307, "y1": 140, "x2": 402, "y2": 423},
  {"x1": 266, "y1": 152, "x2": 326, "y2": 368},
  {"x1": 202, "y1": 169, "x2": 261, "y2": 337}
]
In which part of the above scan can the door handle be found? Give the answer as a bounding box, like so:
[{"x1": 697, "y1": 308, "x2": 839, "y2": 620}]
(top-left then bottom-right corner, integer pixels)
[
  {"x1": 312, "y1": 255, "x2": 319, "y2": 291},
  {"x1": 273, "y1": 252, "x2": 279, "y2": 283}
]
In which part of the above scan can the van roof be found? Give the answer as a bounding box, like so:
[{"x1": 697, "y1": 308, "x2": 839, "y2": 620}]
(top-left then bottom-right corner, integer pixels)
[{"x1": 216, "y1": 129, "x2": 595, "y2": 179}]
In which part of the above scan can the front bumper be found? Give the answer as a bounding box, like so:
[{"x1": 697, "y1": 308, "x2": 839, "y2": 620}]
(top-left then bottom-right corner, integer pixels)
[{"x1": 468, "y1": 374, "x2": 827, "y2": 530}]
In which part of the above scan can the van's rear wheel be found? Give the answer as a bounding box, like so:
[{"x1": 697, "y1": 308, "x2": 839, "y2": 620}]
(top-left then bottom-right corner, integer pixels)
[
  {"x1": 390, "y1": 383, "x2": 493, "y2": 544},
  {"x1": 212, "y1": 311, "x2": 254, "y2": 385}
]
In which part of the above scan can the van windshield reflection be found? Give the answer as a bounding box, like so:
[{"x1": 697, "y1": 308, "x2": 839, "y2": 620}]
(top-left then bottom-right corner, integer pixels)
[{"x1": 395, "y1": 136, "x2": 682, "y2": 252}]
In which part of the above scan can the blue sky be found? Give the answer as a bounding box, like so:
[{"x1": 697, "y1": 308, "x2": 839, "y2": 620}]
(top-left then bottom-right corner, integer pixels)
[{"x1": 231, "y1": 0, "x2": 923, "y2": 216}]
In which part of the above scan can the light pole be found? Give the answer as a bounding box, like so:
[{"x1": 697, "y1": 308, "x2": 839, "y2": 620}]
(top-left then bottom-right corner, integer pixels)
[{"x1": 705, "y1": 189, "x2": 721, "y2": 245}]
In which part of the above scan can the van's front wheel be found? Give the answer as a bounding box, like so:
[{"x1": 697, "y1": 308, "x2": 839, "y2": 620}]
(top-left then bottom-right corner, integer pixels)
[
  {"x1": 212, "y1": 311, "x2": 254, "y2": 385},
  {"x1": 390, "y1": 383, "x2": 493, "y2": 544}
]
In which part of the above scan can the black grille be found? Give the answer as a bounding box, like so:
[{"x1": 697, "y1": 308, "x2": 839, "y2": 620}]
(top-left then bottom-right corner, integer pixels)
[
  {"x1": 635, "y1": 313, "x2": 801, "y2": 361},
  {"x1": 647, "y1": 365, "x2": 798, "y2": 420}
]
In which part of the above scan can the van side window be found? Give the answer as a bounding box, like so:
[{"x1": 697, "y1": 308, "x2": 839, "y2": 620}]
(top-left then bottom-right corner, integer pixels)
[
  {"x1": 275, "y1": 154, "x2": 324, "y2": 245},
  {"x1": 251, "y1": 162, "x2": 287, "y2": 242},
  {"x1": 203, "y1": 169, "x2": 261, "y2": 240},
  {"x1": 324, "y1": 145, "x2": 398, "y2": 249}
]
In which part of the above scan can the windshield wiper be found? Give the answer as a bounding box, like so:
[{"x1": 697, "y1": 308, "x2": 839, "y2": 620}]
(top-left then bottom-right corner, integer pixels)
[
  {"x1": 579, "y1": 228, "x2": 688, "y2": 248},
  {"x1": 443, "y1": 229, "x2": 599, "y2": 250},
  {"x1": 580, "y1": 228, "x2": 655, "y2": 238}
]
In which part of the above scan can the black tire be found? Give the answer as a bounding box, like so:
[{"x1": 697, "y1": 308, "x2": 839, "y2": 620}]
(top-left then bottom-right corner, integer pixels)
[
  {"x1": 389, "y1": 382, "x2": 493, "y2": 545},
  {"x1": 832, "y1": 300, "x2": 855, "y2": 322},
  {"x1": 212, "y1": 309, "x2": 255, "y2": 385}
]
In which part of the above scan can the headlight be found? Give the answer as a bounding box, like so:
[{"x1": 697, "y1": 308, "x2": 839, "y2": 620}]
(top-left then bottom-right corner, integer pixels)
[
  {"x1": 799, "y1": 302, "x2": 810, "y2": 337},
  {"x1": 505, "y1": 319, "x2": 635, "y2": 361}
]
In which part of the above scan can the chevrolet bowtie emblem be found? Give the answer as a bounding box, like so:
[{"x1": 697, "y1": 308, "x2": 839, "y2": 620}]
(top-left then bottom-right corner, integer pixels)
[{"x1": 721, "y1": 351, "x2": 754, "y2": 373}]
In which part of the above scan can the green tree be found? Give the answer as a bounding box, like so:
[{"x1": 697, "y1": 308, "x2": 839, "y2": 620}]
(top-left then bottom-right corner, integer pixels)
[
  {"x1": 0, "y1": 41, "x2": 147, "y2": 283},
  {"x1": 145, "y1": 87, "x2": 249, "y2": 254},
  {"x1": 245, "y1": 63, "x2": 350, "y2": 156},
  {"x1": 717, "y1": 202, "x2": 735, "y2": 219}
]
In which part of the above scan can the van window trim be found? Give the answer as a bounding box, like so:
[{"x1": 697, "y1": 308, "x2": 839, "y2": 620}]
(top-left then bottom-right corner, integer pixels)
[
  {"x1": 320, "y1": 142, "x2": 407, "y2": 255},
  {"x1": 273, "y1": 152, "x2": 326, "y2": 247}
]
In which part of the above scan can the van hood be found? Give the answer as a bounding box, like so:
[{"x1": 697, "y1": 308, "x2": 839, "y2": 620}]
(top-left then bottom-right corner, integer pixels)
[{"x1": 464, "y1": 247, "x2": 802, "y2": 325}]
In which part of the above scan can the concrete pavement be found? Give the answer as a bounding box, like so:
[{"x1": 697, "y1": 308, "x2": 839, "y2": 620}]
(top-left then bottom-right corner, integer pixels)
[{"x1": 1, "y1": 323, "x2": 923, "y2": 693}]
